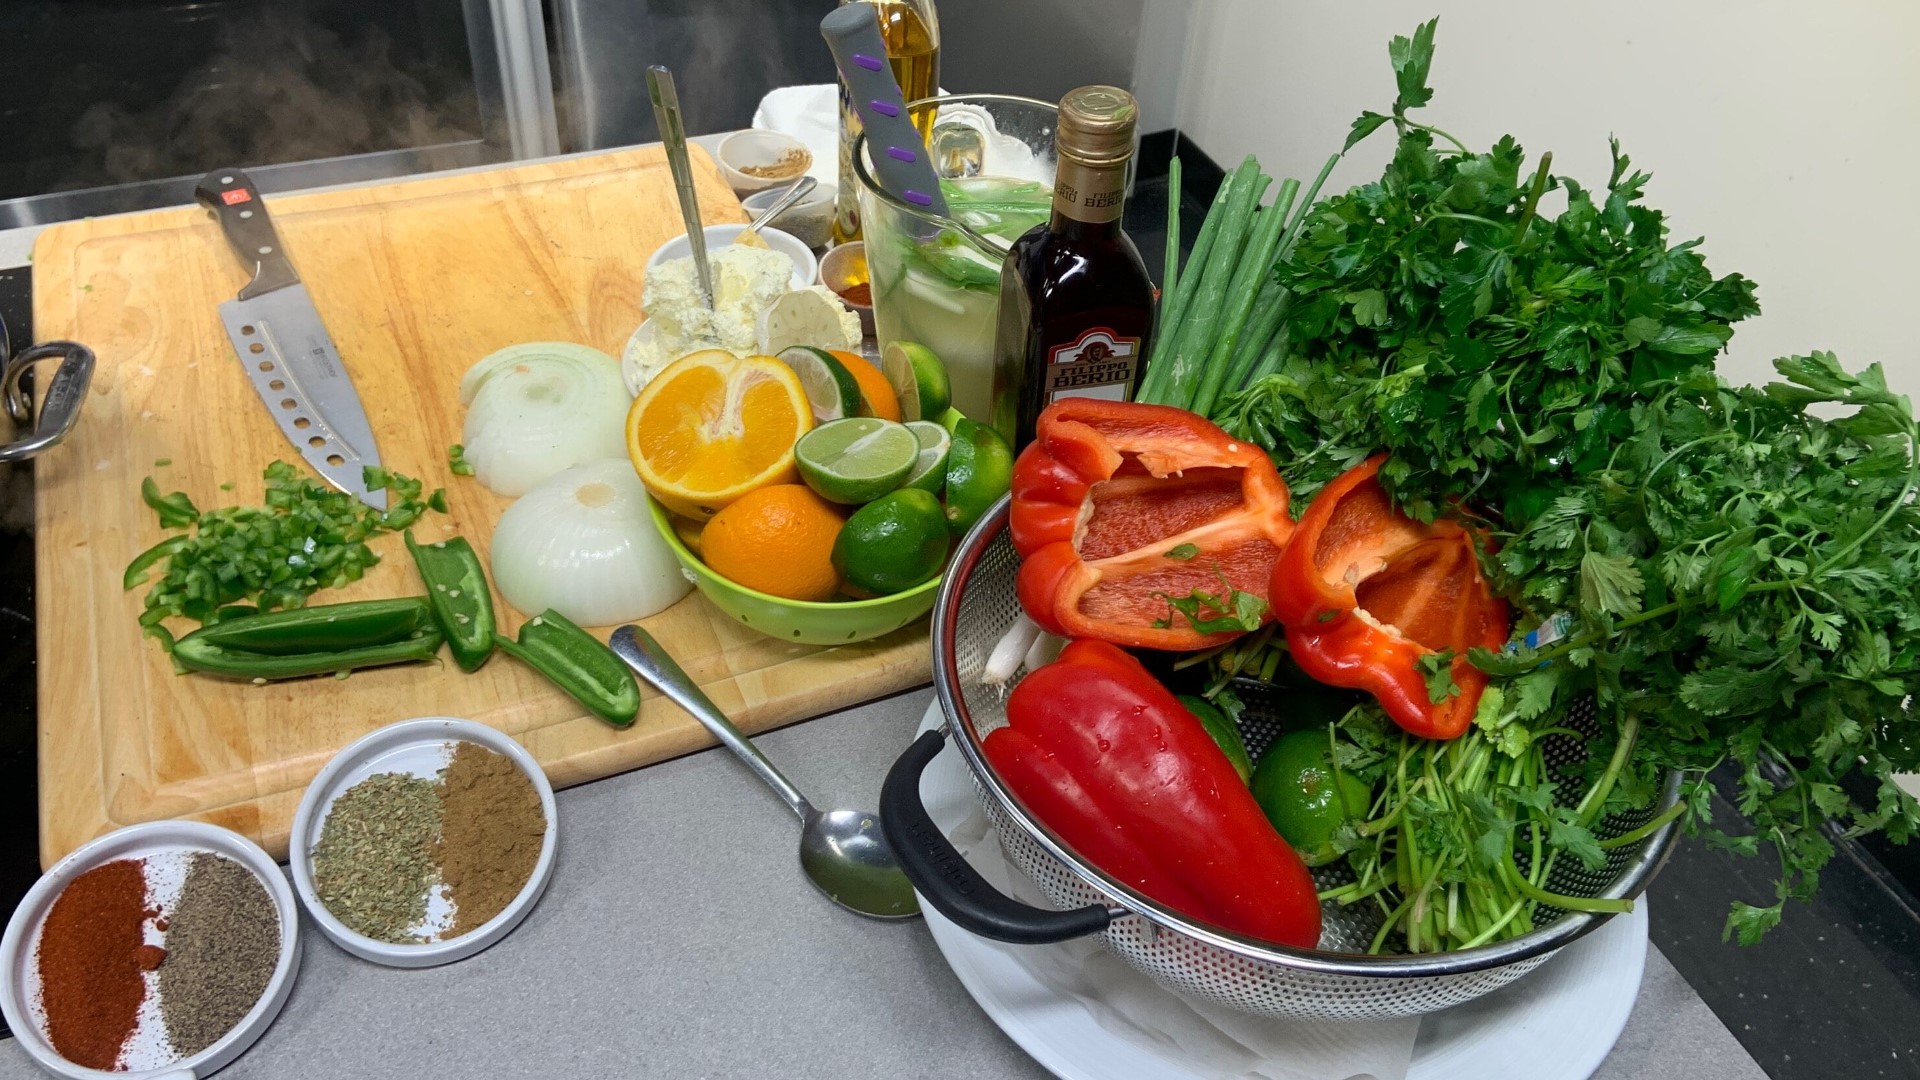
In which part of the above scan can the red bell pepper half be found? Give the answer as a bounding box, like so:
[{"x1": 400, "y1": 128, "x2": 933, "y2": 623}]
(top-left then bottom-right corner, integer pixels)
[
  {"x1": 985, "y1": 639, "x2": 1323, "y2": 948},
  {"x1": 1010, "y1": 399, "x2": 1295, "y2": 651},
  {"x1": 1269, "y1": 456, "x2": 1510, "y2": 740}
]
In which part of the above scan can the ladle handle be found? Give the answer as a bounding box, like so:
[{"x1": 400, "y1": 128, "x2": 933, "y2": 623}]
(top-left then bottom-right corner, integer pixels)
[
  {"x1": 880, "y1": 728, "x2": 1113, "y2": 944},
  {"x1": 610, "y1": 626, "x2": 813, "y2": 819}
]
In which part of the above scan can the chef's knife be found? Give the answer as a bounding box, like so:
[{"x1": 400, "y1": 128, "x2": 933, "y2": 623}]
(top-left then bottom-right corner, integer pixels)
[{"x1": 194, "y1": 168, "x2": 386, "y2": 510}]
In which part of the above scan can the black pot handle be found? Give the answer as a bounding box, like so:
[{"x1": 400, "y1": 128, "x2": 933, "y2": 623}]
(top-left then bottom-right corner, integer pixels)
[{"x1": 881, "y1": 728, "x2": 1113, "y2": 945}]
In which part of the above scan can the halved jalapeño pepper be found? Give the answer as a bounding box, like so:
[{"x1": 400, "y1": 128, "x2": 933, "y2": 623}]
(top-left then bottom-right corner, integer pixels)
[
  {"x1": 495, "y1": 609, "x2": 641, "y2": 728},
  {"x1": 172, "y1": 597, "x2": 444, "y2": 680},
  {"x1": 405, "y1": 531, "x2": 496, "y2": 671},
  {"x1": 188, "y1": 597, "x2": 434, "y2": 656}
]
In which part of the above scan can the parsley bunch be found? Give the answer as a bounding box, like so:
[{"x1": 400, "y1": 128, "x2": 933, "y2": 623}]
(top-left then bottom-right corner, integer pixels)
[{"x1": 1208, "y1": 19, "x2": 1920, "y2": 942}]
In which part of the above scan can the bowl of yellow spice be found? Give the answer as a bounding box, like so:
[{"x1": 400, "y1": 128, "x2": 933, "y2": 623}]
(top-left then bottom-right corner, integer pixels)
[{"x1": 289, "y1": 717, "x2": 557, "y2": 968}]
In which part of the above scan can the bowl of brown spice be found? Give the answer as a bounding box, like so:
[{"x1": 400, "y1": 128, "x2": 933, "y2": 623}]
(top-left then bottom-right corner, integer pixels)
[
  {"x1": 0, "y1": 820, "x2": 299, "y2": 1078},
  {"x1": 288, "y1": 717, "x2": 557, "y2": 968},
  {"x1": 716, "y1": 129, "x2": 815, "y2": 195}
]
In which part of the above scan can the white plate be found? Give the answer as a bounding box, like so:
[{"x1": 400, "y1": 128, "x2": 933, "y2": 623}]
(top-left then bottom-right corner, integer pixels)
[
  {"x1": 289, "y1": 717, "x2": 558, "y2": 968},
  {"x1": 0, "y1": 821, "x2": 302, "y2": 1079},
  {"x1": 911, "y1": 700, "x2": 1647, "y2": 1080}
]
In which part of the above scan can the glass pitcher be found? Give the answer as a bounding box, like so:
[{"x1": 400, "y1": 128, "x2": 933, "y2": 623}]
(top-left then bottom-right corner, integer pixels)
[{"x1": 853, "y1": 94, "x2": 1058, "y2": 429}]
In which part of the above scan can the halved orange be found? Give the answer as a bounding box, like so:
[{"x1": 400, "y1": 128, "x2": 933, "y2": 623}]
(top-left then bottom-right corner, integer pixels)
[{"x1": 627, "y1": 349, "x2": 813, "y2": 520}]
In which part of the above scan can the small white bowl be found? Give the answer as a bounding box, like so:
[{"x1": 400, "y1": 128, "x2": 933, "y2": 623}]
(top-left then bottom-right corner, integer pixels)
[
  {"x1": 646, "y1": 224, "x2": 817, "y2": 289},
  {"x1": 742, "y1": 181, "x2": 836, "y2": 249},
  {"x1": 0, "y1": 821, "x2": 302, "y2": 1080},
  {"x1": 288, "y1": 717, "x2": 558, "y2": 969},
  {"x1": 715, "y1": 129, "x2": 813, "y2": 195}
]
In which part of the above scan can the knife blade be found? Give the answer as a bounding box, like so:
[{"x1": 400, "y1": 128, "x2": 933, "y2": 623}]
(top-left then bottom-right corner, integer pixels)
[{"x1": 194, "y1": 168, "x2": 386, "y2": 510}]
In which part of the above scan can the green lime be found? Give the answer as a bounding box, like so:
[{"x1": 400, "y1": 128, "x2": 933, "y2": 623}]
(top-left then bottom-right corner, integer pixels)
[
  {"x1": 832, "y1": 488, "x2": 950, "y2": 595},
  {"x1": 943, "y1": 418, "x2": 1014, "y2": 538},
  {"x1": 934, "y1": 407, "x2": 967, "y2": 434},
  {"x1": 1250, "y1": 730, "x2": 1372, "y2": 867},
  {"x1": 795, "y1": 417, "x2": 918, "y2": 504},
  {"x1": 778, "y1": 346, "x2": 862, "y2": 424},
  {"x1": 882, "y1": 341, "x2": 952, "y2": 423},
  {"x1": 901, "y1": 421, "x2": 952, "y2": 492}
]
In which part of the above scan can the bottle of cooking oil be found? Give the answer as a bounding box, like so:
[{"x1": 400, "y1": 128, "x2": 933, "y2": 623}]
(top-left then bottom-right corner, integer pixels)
[
  {"x1": 832, "y1": 0, "x2": 940, "y2": 244},
  {"x1": 993, "y1": 87, "x2": 1153, "y2": 448}
]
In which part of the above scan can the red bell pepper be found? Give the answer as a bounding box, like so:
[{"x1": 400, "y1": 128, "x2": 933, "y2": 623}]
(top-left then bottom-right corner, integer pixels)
[
  {"x1": 1269, "y1": 456, "x2": 1510, "y2": 740},
  {"x1": 985, "y1": 640, "x2": 1323, "y2": 948},
  {"x1": 1010, "y1": 399, "x2": 1294, "y2": 651}
]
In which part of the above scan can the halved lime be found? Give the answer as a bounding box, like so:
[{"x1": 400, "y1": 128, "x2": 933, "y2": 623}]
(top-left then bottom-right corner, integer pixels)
[
  {"x1": 795, "y1": 417, "x2": 919, "y2": 504},
  {"x1": 882, "y1": 341, "x2": 953, "y2": 423},
  {"x1": 901, "y1": 420, "x2": 952, "y2": 492},
  {"x1": 944, "y1": 417, "x2": 1014, "y2": 537},
  {"x1": 777, "y1": 346, "x2": 862, "y2": 424}
]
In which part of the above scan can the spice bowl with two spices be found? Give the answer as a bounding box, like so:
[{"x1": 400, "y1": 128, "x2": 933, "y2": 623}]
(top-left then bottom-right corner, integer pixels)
[
  {"x1": 289, "y1": 716, "x2": 558, "y2": 968},
  {"x1": 0, "y1": 819, "x2": 300, "y2": 1079}
]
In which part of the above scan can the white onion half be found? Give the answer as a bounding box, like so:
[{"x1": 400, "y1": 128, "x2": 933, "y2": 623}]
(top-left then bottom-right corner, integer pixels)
[
  {"x1": 460, "y1": 342, "x2": 631, "y2": 497},
  {"x1": 490, "y1": 459, "x2": 691, "y2": 625}
]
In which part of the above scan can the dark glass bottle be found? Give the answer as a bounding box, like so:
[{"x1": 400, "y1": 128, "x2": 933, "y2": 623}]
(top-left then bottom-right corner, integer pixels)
[{"x1": 990, "y1": 86, "x2": 1155, "y2": 449}]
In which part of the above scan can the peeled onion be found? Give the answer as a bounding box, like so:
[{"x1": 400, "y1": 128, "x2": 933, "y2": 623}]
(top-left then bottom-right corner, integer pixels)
[
  {"x1": 459, "y1": 343, "x2": 631, "y2": 497},
  {"x1": 490, "y1": 459, "x2": 691, "y2": 625}
]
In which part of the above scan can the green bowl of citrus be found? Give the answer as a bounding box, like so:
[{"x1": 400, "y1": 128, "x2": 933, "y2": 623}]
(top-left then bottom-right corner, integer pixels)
[{"x1": 648, "y1": 498, "x2": 945, "y2": 645}]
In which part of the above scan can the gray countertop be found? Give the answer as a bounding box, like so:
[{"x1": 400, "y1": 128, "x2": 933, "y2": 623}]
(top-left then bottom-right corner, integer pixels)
[{"x1": 0, "y1": 687, "x2": 1764, "y2": 1079}]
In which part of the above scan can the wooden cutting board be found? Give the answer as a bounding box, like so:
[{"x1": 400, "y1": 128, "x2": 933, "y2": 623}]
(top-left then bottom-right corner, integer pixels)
[{"x1": 30, "y1": 146, "x2": 931, "y2": 868}]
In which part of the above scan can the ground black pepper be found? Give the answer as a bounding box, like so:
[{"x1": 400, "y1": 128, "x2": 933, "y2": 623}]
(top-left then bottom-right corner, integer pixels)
[{"x1": 156, "y1": 853, "x2": 279, "y2": 1057}]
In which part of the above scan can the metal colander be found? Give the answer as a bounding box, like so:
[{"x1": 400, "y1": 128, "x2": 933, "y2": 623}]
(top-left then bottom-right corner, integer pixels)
[{"x1": 887, "y1": 501, "x2": 1679, "y2": 1023}]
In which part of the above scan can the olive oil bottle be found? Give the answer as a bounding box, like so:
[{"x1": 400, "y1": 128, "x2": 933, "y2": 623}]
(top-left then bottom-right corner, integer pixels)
[
  {"x1": 832, "y1": 0, "x2": 940, "y2": 243},
  {"x1": 990, "y1": 86, "x2": 1154, "y2": 448}
]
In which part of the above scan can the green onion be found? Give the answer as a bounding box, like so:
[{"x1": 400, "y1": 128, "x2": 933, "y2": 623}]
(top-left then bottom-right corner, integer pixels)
[
  {"x1": 1148, "y1": 157, "x2": 1268, "y2": 409},
  {"x1": 1162, "y1": 156, "x2": 1182, "y2": 303},
  {"x1": 1139, "y1": 169, "x2": 1238, "y2": 403},
  {"x1": 1191, "y1": 177, "x2": 1298, "y2": 416},
  {"x1": 1219, "y1": 282, "x2": 1292, "y2": 393}
]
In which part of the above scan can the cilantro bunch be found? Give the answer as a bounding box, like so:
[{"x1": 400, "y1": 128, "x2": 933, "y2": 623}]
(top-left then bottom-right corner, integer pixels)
[{"x1": 1207, "y1": 19, "x2": 1920, "y2": 942}]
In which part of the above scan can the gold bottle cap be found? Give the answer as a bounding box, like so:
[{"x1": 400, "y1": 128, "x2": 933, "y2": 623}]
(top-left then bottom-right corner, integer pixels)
[{"x1": 1056, "y1": 86, "x2": 1139, "y2": 169}]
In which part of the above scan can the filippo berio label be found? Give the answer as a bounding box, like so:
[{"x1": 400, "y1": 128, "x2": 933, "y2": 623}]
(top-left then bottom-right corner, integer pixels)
[
  {"x1": 1045, "y1": 328, "x2": 1142, "y2": 403},
  {"x1": 1052, "y1": 162, "x2": 1128, "y2": 224}
]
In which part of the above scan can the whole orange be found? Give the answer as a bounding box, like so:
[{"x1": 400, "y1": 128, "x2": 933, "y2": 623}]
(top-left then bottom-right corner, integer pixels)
[
  {"x1": 700, "y1": 484, "x2": 846, "y2": 601},
  {"x1": 830, "y1": 350, "x2": 902, "y2": 422}
]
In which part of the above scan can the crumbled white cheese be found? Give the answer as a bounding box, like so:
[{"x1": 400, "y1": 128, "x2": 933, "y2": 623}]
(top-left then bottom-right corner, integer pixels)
[
  {"x1": 646, "y1": 245, "x2": 792, "y2": 360},
  {"x1": 627, "y1": 246, "x2": 861, "y2": 392}
]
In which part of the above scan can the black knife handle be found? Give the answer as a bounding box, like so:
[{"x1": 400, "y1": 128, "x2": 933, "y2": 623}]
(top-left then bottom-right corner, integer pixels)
[{"x1": 194, "y1": 168, "x2": 299, "y2": 300}]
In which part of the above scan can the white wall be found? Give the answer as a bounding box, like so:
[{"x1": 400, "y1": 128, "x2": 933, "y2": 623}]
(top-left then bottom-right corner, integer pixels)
[{"x1": 1164, "y1": 0, "x2": 1920, "y2": 394}]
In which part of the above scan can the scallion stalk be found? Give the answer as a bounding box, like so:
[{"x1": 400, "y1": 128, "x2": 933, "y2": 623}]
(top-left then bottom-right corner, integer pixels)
[
  {"x1": 1190, "y1": 177, "x2": 1298, "y2": 416},
  {"x1": 1162, "y1": 156, "x2": 1182, "y2": 303},
  {"x1": 1149, "y1": 157, "x2": 1268, "y2": 409},
  {"x1": 1139, "y1": 169, "x2": 1236, "y2": 403}
]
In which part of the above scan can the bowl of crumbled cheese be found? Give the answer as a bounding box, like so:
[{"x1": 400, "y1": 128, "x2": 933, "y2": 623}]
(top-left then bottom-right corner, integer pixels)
[{"x1": 625, "y1": 225, "x2": 863, "y2": 394}]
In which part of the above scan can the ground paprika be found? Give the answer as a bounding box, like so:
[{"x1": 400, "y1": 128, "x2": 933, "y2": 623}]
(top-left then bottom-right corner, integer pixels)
[{"x1": 35, "y1": 858, "x2": 160, "y2": 1070}]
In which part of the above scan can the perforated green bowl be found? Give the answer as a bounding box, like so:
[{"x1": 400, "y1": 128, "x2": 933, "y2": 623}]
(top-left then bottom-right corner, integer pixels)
[{"x1": 648, "y1": 500, "x2": 941, "y2": 645}]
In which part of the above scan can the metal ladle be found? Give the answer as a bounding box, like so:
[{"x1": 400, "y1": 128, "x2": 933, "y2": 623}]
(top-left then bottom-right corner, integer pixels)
[{"x1": 609, "y1": 626, "x2": 920, "y2": 920}]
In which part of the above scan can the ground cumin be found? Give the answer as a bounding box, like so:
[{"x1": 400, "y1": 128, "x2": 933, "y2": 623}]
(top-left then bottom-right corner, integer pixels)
[
  {"x1": 434, "y1": 742, "x2": 545, "y2": 935},
  {"x1": 35, "y1": 858, "x2": 158, "y2": 1070}
]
